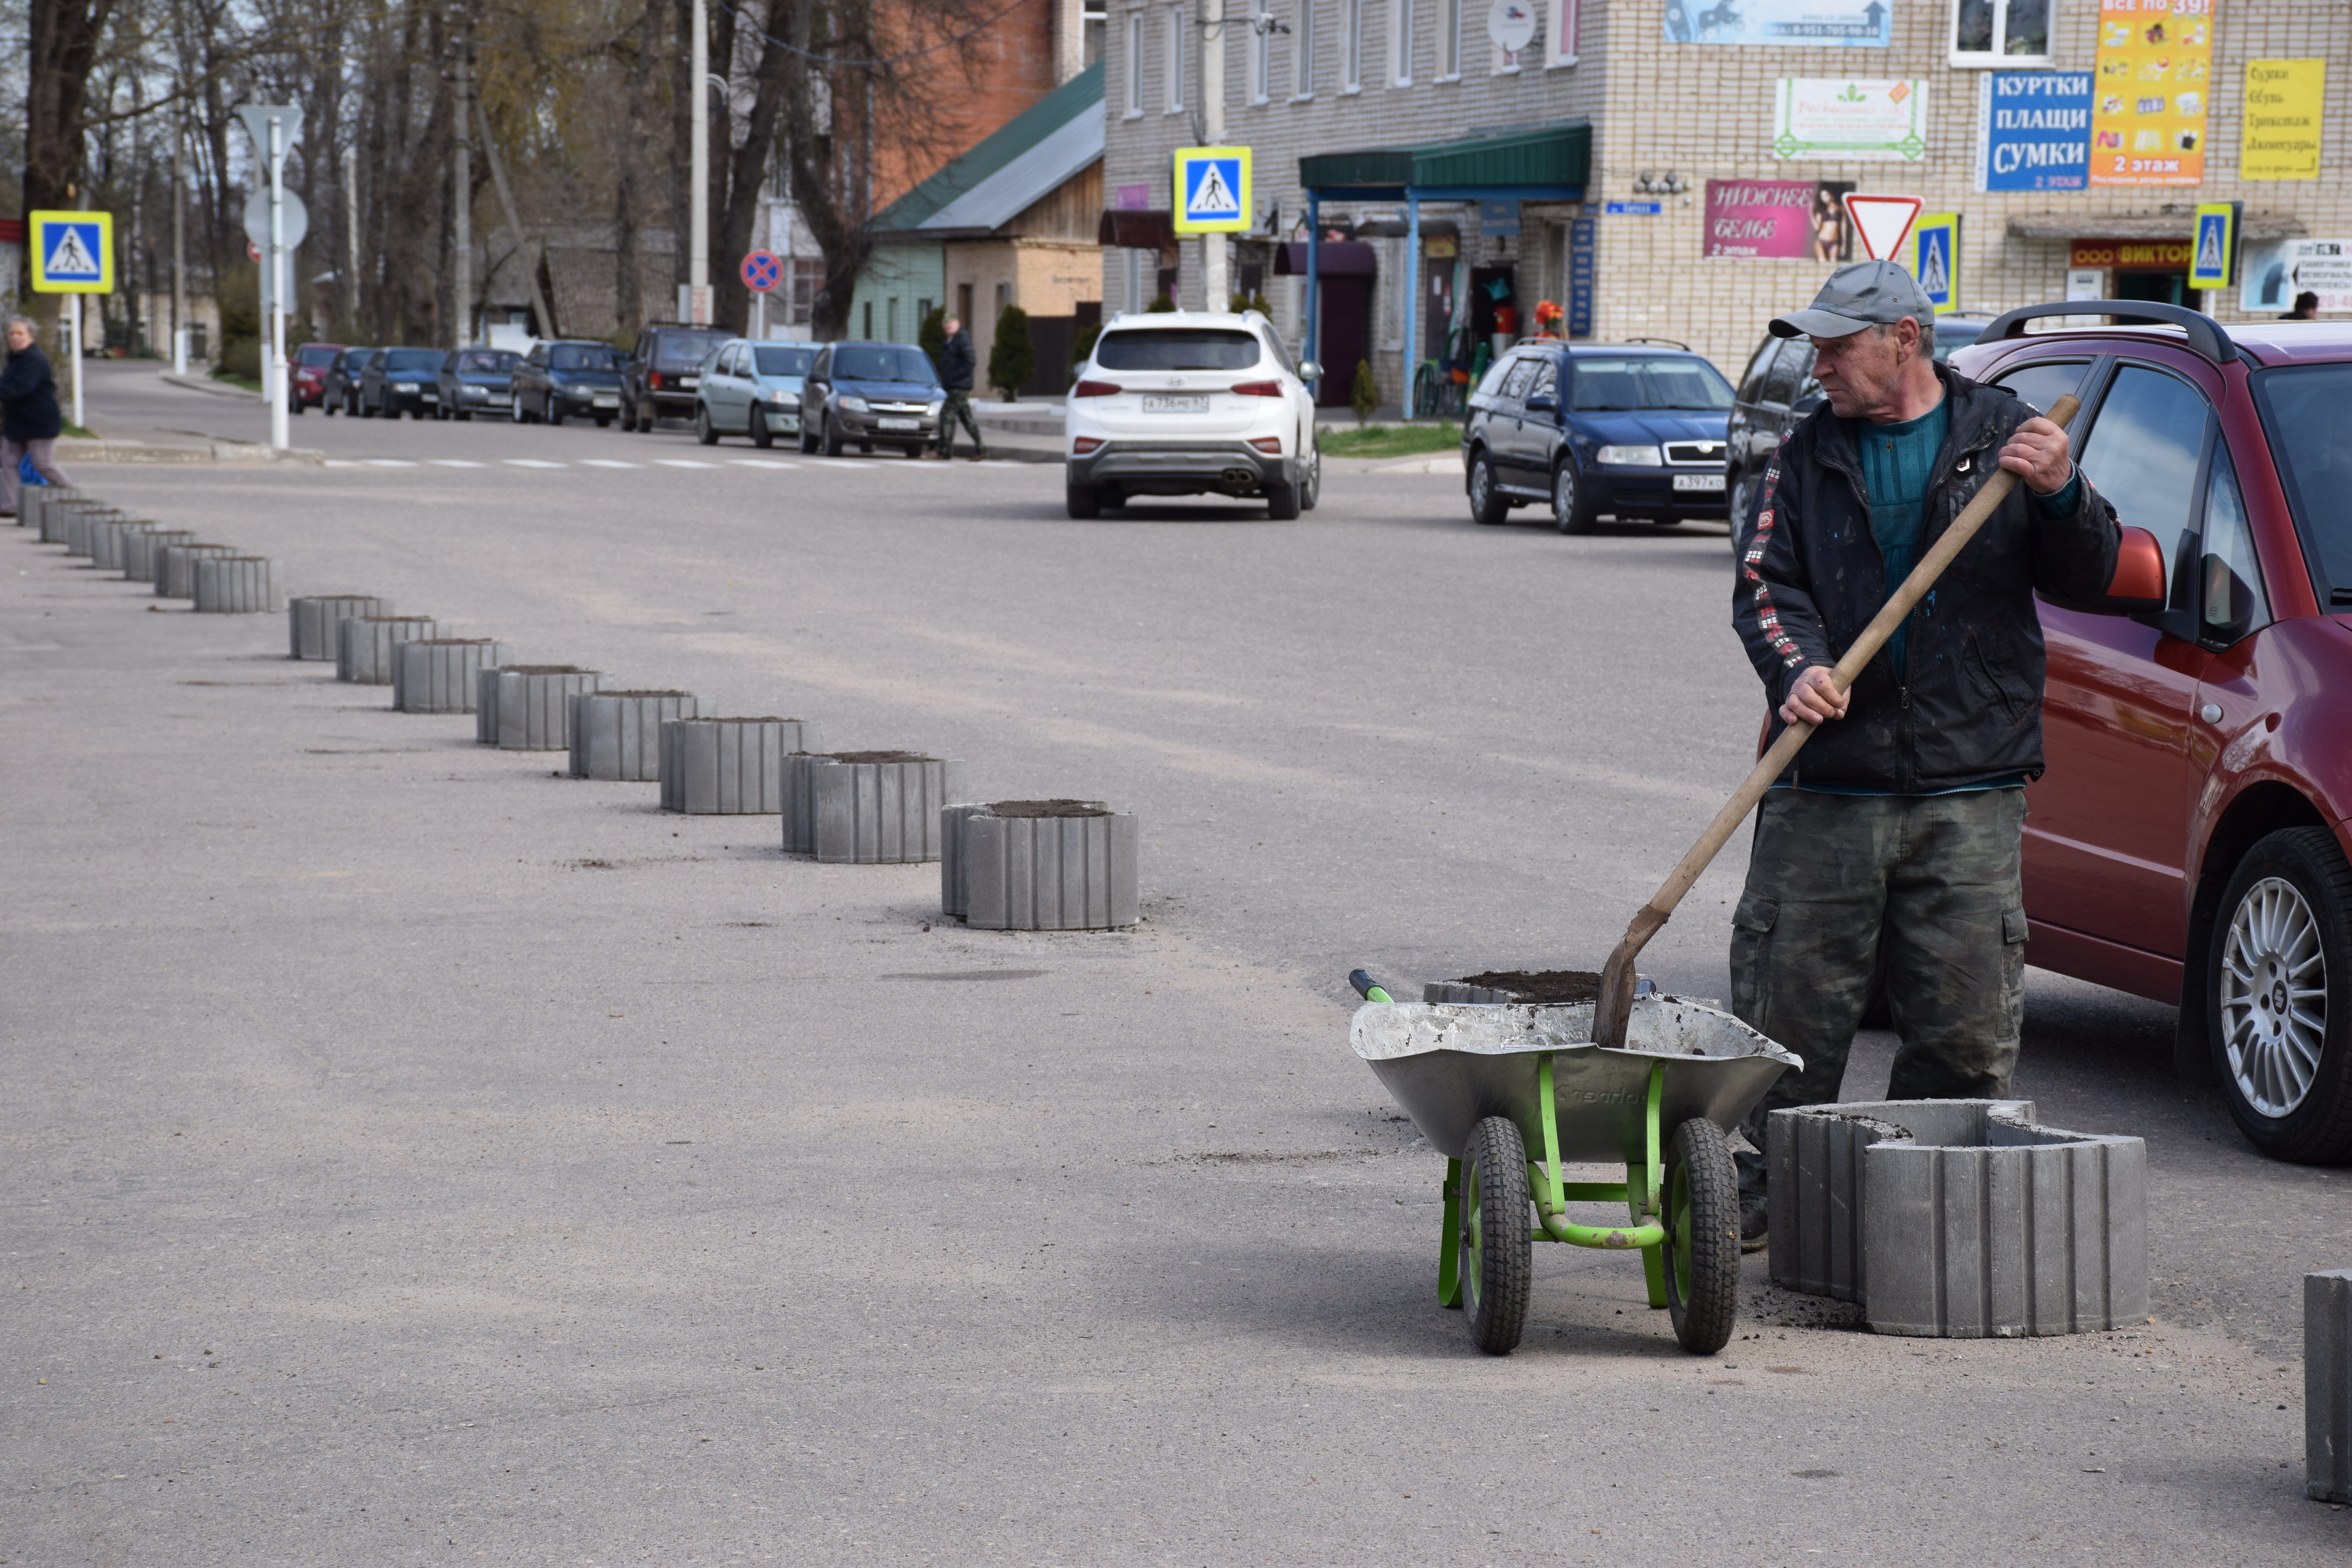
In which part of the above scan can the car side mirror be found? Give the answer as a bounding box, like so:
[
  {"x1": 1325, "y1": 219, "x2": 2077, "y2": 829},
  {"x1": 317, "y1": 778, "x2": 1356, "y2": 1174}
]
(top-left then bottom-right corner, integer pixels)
[
  {"x1": 1298, "y1": 360, "x2": 1323, "y2": 383},
  {"x1": 1523, "y1": 392, "x2": 1557, "y2": 414},
  {"x1": 1792, "y1": 392, "x2": 1825, "y2": 415},
  {"x1": 2049, "y1": 525, "x2": 2169, "y2": 617}
]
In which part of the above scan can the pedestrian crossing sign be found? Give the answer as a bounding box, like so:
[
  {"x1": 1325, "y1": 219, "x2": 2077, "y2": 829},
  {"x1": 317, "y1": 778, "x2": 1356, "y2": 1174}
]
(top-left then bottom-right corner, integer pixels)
[
  {"x1": 28, "y1": 210, "x2": 113, "y2": 294},
  {"x1": 2188, "y1": 201, "x2": 2239, "y2": 290},
  {"x1": 1909, "y1": 212, "x2": 1960, "y2": 316},
  {"x1": 1172, "y1": 147, "x2": 1252, "y2": 234}
]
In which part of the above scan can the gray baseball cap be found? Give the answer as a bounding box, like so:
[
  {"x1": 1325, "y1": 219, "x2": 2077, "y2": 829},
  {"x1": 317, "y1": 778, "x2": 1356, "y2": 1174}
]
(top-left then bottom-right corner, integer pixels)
[{"x1": 1768, "y1": 260, "x2": 1936, "y2": 340}]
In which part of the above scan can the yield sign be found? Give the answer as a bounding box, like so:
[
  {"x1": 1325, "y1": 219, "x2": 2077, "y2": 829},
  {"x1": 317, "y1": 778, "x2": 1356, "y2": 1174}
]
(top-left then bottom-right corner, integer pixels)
[{"x1": 1842, "y1": 193, "x2": 1924, "y2": 263}]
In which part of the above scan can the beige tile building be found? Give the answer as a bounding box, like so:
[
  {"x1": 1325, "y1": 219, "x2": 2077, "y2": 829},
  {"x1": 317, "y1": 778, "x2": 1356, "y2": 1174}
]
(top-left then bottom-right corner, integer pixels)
[{"x1": 1103, "y1": 0, "x2": 2349, "y2": 394}]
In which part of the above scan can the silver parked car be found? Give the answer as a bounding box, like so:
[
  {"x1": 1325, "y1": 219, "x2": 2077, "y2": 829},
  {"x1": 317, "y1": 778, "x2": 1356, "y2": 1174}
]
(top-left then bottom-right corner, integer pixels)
[{"x1": 693, "y1": 340, "x2": 818, "y2": 449}]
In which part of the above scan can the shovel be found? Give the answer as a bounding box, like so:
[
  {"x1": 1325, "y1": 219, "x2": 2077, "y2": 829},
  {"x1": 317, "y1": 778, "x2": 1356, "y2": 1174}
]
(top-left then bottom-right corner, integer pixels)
[{"x1": 1591, "y1": 390, "x2": 2084, "y2": 1051}]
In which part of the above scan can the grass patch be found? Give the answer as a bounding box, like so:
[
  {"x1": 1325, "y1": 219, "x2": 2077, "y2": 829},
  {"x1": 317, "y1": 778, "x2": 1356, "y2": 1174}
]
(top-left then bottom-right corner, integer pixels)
[
  {"x1": 61, "y1": 423, "x2": 96, "y2": 439},
  {"x1": 210, "y1": 368, "x2": 264, "y2": 393},
  {"x1": 1319, "y1": 421, "x2": 1461, "y2": 459}
]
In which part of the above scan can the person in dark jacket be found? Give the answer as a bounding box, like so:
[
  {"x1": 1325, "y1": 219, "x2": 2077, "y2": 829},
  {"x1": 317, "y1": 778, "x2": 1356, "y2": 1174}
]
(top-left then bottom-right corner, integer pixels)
[
  {"x1": 931, "y1": 316, "x2": 986, "y2": 461},
  {"x1": 0, "y1": 315, "x2": 71, "y2": 517},
  {"x1": 1727, "y1": 261, "x2": 2120, "y2": 1248}
]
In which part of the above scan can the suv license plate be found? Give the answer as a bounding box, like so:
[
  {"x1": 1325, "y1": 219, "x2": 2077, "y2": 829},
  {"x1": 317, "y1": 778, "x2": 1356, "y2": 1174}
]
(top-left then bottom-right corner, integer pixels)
[
  {"x1": 1672, "y1": 473, "x2": 1726, "y2": 493},
  {"x1": 593, "y1": 396, "x2": 619, "y2": 408},
  {"x1": 488, "y1": 394, "x2": 511, "y2": 405},
  {"x1": 1142, "y1": 395, "x2": 1210, "y2": 413},
  {"x1": 877, "y1": 417, "x2": 919, "y2": 431}
]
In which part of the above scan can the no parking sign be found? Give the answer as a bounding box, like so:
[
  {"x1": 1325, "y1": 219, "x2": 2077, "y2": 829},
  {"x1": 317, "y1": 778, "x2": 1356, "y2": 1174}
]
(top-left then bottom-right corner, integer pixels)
[{"x1": 741, "y1": 250, "x2": 783, "y2": 293}]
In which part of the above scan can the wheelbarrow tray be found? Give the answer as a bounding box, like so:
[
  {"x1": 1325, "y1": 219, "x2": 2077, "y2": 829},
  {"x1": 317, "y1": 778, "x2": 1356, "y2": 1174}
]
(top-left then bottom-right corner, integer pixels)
[{"x1": 1351, "y1": 995, "x2": 1800, "y2": 1169}]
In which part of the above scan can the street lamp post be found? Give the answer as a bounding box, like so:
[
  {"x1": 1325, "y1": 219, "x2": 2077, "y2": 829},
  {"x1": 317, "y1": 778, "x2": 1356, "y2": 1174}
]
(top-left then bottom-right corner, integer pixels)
[
  {"x1": 687, "y1": 0, "x2": 709, "y2": 323},
  {"x1": 1200, "y1": 0, "x2": 1227, "y2": 312}
]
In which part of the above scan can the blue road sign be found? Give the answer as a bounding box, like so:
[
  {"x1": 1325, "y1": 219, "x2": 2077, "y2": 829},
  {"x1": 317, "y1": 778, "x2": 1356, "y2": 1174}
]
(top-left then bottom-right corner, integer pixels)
[
  {"x1": 29, "y1": 211, "x2": 113, "y2": 293},
  {"x1": 741, "y1": 250, "x2": 783, "y2": 293},
  {"x1": 1172, "y1": 147, "x2": 1251, "y2": 234}
]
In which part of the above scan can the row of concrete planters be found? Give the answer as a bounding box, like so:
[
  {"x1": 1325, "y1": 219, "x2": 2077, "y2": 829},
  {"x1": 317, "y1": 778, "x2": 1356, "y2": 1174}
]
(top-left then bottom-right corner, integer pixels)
[
  {"x1": 659, "y1": 718, "x2": 820, "y2": 813},
  {"x1": 2312, "y1": 1268, "x2": 2352, "y2": 1503},
  {"x1": 123, "y1": 527, "x2": 196, "y2": 584},
  {"x1": 158, "y1": 543, "x2": 237, "y2": 597},
  {"x1": 1768, "y1": 1098, "x2": 2149, "y2": 1337},
  {"x1": 57, "y1": 502, "x2": 124, "y2": 556},
  {"x1": 192, "y1": 556, "x2": 287, "y2": 614},
  {"x1": 941, "y1": 800, "x2": 1139, "y2": 929},
  {"x1": 569, "y1": 691, "x2": 707, "y2": 781},
  {"x1": 20, "y1": 486, "x2": 81, "y2": 536},
  {"x1": 783, "y1": 751, "x2": 964, "y2": 863},
  {"x1": 290, "y1": 596, "x2": 393, "y2": 660},
  {"x1": 394, "y1": 639, "x2": 511, "y2": 712},
  {"x1": 88, "y1": 517, "x2": 158, "y2": 572},
  {"x1": 476, "y1": 666, "x2": 610, "y2": 750},
  {"x1": 339, "y1": 616, "x2": 450, "y2": 682}
]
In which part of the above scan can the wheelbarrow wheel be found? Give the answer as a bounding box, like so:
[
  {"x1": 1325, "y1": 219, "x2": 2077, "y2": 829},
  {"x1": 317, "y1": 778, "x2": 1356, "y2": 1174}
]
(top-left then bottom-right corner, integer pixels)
[
  {"x1": 1460, "y1": 1115, "x2": 1532, "y2": 1356},
  {"x1": 1663, "y1": 1119, "x2": 1740, "y2": 1355}
]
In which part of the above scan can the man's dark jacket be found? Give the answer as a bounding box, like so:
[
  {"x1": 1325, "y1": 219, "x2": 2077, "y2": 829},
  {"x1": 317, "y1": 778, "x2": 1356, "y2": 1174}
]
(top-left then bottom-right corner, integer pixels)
[
  {"x1": 937, "y1": 330, "x2": 975, "y2": 391},
  {"x1": 0, "y1": 343, "x2": 63, "y2": 442},
  {"x1": 1731, "y1": 362, "x2": 2120, "y2": 793}
]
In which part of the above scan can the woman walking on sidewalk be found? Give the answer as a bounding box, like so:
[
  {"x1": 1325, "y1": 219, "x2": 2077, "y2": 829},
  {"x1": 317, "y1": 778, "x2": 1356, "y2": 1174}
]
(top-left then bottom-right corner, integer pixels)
[{"x1": 0, "y1": 315, "x2": 71, "y2": 517}]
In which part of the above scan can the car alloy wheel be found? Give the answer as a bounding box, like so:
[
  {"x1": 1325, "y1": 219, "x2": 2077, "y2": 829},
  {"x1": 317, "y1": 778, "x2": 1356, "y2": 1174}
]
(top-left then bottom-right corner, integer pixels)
[
  {"x1": 1468, "y1": 451, "x2": 1508, "y2": 526},
  {"x1": 1299, "y1": 443, "x2": 1321, "y2": 512},
  {"x1": 2209, "y1": 826, "x2": 2352, "y2": 1162},
  {"x1": 1553, "y1": 463, "x2": 1592, "y2": 535}
]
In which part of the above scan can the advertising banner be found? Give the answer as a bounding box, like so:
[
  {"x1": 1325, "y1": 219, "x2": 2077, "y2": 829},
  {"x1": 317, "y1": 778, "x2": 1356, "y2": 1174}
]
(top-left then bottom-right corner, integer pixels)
[
  {"x1": 1703, "y1": 179, "x2": 1856, "y2": 259},
  {"x1": 2070, "y1": 239, "x2": 2193, "y2": 269},
  {"x1": 1663, "y1": 0, "x2": 1889, "y2": 47},
  {"x1": 1976, "y1": 71, "x2": 2092, "y2": 191},
  {"x1": 1773, "y1": 79, "x2": 1929, "y2": 160},
  {"x1": 2241, "y1": 237, "x2": 2352, "y2": 313},
  {"x1": 2240, "y1": 58, "x2": 2324, "y2": 179},
  {"x1": 2090, "y1": 0, "x2": 2215, "y2": 187}
]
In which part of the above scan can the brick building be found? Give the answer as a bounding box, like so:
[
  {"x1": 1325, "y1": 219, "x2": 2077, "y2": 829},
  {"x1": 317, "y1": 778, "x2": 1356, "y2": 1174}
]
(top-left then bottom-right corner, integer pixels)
[{"x1": 1102, "y1": 0, "x2": 2350, "y2": 396}]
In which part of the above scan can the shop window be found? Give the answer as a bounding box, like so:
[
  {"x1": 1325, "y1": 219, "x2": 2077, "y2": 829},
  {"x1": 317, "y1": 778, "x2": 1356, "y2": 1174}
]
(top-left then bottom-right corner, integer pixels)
[{"x1": 1950, "y1": 0, "x2": 2052, "y2": 66}]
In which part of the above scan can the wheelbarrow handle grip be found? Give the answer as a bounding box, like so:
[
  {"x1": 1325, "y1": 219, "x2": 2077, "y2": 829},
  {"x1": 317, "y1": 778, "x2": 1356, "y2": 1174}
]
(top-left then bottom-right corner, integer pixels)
[
  {"x1": 1348, "y1": 968, "x2": 1394, "y2": 1004},
  {"x1": 1593, "y1": 388, "x2": 2085, "y2": 1049}
]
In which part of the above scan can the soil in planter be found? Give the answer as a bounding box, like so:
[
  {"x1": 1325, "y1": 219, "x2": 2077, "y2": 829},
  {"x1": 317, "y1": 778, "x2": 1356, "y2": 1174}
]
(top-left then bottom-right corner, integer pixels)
[
  {"x1": 1452, "y1": 969, "x2": 1604, "y2": 1004},
  {"x1": 989, "y1": 799, "x2": 1109, "y2": 818},
  {"x1": 503, "y1": 664, "x2": 592, "y2": 675},
  {"x1": 599, "y1": 690, "x2": 695, "y2": 699},
  {"x1": 826, "y1": 750, "x2": 928, "y2": 764},
  {"x1": 716, "y1": 716, "x2": 810, "y2": 723}
]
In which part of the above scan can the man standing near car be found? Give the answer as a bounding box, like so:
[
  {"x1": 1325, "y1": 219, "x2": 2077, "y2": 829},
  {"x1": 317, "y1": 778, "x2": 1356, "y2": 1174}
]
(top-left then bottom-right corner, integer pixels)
[
  {"x1": 1727, "y1": 261, "x2": 2122, "y2": 1249},
  {"x1": 932, "y1": 316, "x2": 987, "y2": 461}
]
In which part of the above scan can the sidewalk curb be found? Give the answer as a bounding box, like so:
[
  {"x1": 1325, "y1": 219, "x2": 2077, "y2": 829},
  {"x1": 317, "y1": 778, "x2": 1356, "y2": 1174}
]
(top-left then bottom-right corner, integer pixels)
[
  {"x1": 161, "y1": 370, "x2": 260, "y2": 401},
  {"x1": 57, "y1": 435, "x2": 326, "y2": 466}
]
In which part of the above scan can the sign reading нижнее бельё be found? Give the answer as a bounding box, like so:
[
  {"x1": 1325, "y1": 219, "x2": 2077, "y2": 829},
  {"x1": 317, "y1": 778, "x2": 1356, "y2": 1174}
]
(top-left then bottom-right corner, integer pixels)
[{"x1": 1976, "y1": 71, "x2": 2091, "y2": 190}]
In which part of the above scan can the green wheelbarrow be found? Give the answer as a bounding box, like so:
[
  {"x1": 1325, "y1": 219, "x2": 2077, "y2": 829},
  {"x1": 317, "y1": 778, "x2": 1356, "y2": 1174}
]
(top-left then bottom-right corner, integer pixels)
[{"x1": 1348, "y1": 971, "x2": 1801, "y2": 1356}]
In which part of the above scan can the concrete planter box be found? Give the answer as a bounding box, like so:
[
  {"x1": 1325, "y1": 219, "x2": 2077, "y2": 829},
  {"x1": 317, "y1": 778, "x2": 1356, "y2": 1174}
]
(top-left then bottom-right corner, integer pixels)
[
  {"x1": 942, "y1": 799, "x2": 1138, "y2": 929},
  {"x1": 57, "y1": 503, "x2": 125, "y2": 557},
  {"x1": 784, "y1": 751, "x2": 965, "y2": 863},
  {"x1": 123, "y1": 527, "x2": 196, "y2": 584},
  {"x1": 39, "y1": 494, "x2": 105, "y2": 546},
  {"x1": 20, "y1": 486, "x2": 80, "y2": 533},
  {"x1": 338, "y1": 616, "x2": 450, "y2": 683},
  {"x1": 569, "y1": 691, "x2": 708, "y2": 780},
  {"x1": 659, "y1": 717, "x2": 819, "y2": 813},
  {"x1": 492, "y1": 666, "x2": 611, "y2": 750},
  {"x1": 2312, "y1": 1268, "x2": 2352, "y2": 1503},
  {"x1": 290, "y1": 596, "x2": 393, "y2": 660},
  {"x1": 192, "y1": 556, "x2": 287, "y2": 614},
  {"x1": 158, "y1": 543, "x2": 238, "y2": 598},
  {"x1": 1768, "y1": 1098, "x2": 2148, "y2": 1338},
  {"x1": 87, "y1": 517, "x2": 156, "y2": 572},
  {"x1": 394, "y1": 639, "x2": 512, "y2": 713}
]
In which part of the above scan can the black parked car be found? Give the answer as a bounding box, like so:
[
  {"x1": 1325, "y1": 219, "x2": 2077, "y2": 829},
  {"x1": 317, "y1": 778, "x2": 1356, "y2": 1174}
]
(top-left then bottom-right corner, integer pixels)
[
  {"x1": 361, "y1": 347, "x2": 448, "y2": 419},
  {"x1": 621, "y1": 324, "x2": 731, "y2": 431},
  {"x1": 510, "y1": 339, "x2": 625, "y2": 426},
  {"x1": 437, "y1": 348, "x2": 520, "y2": 421},
  {"x1": 1725, "y1": 312, "x2": 1998, "y2": 531},
  {"x1": 326, "y1": 347, "x2": 379, "y2": 416},
  {"x1": 796, "y1": 341, "x2": 943, "y2": 457},
  {"x1": 1461, "y1": 341, "x2": 1736, "y2": 533}
]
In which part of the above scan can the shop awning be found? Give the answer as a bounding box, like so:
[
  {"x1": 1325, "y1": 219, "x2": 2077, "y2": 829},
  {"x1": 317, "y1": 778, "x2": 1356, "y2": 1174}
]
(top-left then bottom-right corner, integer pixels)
[
  {"x1": 2007, "y1": 210, "x2": 2308, "y2": 243},
  {"x1": 1273, "y1": 241, "x2": 1379, "y2": 277},
  {"x1": 1098, "y1": 210, "x2": 1178, "y2": 250},
  {"x1": 1298, "y1": 120, "x2": 1590, "y2": 198}
]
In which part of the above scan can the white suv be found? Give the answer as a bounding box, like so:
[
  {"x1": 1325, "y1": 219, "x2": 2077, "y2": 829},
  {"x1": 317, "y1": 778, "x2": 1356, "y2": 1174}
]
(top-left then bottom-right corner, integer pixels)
[{"x1": 1064, "y1": 310, "x2": 1323, "y2": 519}]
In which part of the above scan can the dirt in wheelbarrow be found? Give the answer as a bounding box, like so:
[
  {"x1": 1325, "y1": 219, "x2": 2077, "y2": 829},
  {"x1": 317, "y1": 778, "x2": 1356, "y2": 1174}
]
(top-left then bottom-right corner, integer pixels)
[{"x1": 1452, "y1": 969, "x2": 1604, "y2": 1004}]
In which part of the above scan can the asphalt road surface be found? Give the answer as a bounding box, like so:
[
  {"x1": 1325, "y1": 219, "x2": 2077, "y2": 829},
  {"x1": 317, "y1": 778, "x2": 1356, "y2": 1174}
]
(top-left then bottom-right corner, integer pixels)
[{"x1": 3, "y1": 365, "x2": 2342, "y2": 1564}]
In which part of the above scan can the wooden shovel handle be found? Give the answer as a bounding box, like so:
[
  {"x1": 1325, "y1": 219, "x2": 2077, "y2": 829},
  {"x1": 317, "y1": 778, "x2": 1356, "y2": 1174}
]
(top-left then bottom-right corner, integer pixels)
[{"x1": 1590, "y1": 392, "x2": 2081, "y2": 1049}]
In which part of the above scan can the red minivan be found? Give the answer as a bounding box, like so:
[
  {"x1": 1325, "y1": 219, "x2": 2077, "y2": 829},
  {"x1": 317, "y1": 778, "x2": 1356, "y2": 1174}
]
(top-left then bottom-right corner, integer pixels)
[{"x1": 1951, "y1": 302, "x2": 2352, "y2": 1164}]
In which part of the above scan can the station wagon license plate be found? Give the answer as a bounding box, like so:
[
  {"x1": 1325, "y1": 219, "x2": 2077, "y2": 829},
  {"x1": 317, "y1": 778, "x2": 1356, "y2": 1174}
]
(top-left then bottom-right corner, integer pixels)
[
  {"x1": 487, "y1": 394, "x2": 511, "y2": 406},
  {"x1": 877, "y1": 417, "x2": 920, "y2": 431},
  {"x1": 1672, "y1": 473, "x2": 1726, "y2": 492},
  {"x1": 593, "y1": 395, "x2": 619, "y2": 408},
  {"x1": 1142, "y1": 394, "x2": 1210, "y2": 413}
]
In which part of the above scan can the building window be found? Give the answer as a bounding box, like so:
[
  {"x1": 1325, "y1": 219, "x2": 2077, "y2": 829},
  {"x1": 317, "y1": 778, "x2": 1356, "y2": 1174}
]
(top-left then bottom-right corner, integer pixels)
[
  {"x1": 1437, "y1": 0, "x2": 1459, "y2": 79},
  {"x1": 1294, "y1": 0, "x2": 1315, "y2": 96},
  {"x1": 1950, "y1": 0, "x2": 2052, "y2": 65},
  {"x1": 1165, "y1": 5, "x2": 1185, "y2": 111},
  {"x1": 1084, "y1": 0, "x2": 1107, "y2": 66},
  {"x1": 1391, "y1": 0, "x2": 1412, "y2": 84},
  {"x1": 958, "y1": 282, "x2": 975, "y2": 324},
  {"x1": 1341, "y1": 0, "x2": 1361, "y2": 89},
  {"x1": 1249, "y1": 0, "x2": 1270, "y2": 102},
  {"x1": 862, "y1": 301, "x2": 873, "y2": 338},
  {"x1": 887, "y1": 297, "x2": 900, "y2": 341},
  {"x1": 789, "y1": 258, "x2": 823, "y2": 326},
  {"x1": 1124, "y1": 11, "x2": 1144, "y2": 114}
]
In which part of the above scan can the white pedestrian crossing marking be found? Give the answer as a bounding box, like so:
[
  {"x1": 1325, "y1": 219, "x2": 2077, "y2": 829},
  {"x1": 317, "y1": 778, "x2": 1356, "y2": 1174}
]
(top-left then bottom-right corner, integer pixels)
[
  {"x1": 578, "y1": 459, "x2": 640, "y2": 468},
  {"x1": 503, "y1": 459, "x2": 564, "y2": 468},
  {"x1": 323, "y1": 459, "x2": 359, "y2": 467},
  {"x1": 428, "y1": 459, "x2": 485, "y2": 467},
  {"x1": 363, "y1": 458, "x2": 416, "y2": 466},
  {"x1": 653, "y1": 459, "x2": 717, "y2": 468},
  {"x1": 729, "y1": 459, "x2": 799, "y2": 468}
]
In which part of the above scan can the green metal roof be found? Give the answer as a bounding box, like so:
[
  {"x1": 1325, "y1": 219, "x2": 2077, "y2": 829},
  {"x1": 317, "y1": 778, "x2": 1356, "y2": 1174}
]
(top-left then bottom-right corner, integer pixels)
[
  {"x1": 870, "y1": 60, "x2": 1104, "y2": 236},
  {"x1": 1299, "y1": 118, "x2": 1591, "y2": 193}
]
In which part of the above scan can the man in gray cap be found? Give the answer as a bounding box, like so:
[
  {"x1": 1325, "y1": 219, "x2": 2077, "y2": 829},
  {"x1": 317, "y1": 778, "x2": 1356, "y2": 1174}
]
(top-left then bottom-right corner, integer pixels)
[{"x1": 1726, "y1": 260, "x2": 2121, "y2": 1248}]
